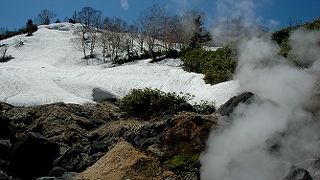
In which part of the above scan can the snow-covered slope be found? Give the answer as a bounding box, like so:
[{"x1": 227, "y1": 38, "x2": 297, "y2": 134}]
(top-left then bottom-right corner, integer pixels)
[{"x1": 0, "y1": 23, "x2": 239, "y2": 107}]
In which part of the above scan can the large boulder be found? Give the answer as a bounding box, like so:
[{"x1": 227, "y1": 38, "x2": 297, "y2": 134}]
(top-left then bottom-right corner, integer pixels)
[
  {"x1": 12, "y1": 132, "x2": 60, "y2": 179},
  {"x1": 218, "y1": 92, "x2": 254, "y2": 116},
  {"x1": 76, "y1": 141, "x2": 164, "y2": 180},
  {"x1": 92, "y1": 88, "x2": 120, "y2": 103},
  {"x1": 283, "y1": 166, "x2": 313, "y2": 180}
]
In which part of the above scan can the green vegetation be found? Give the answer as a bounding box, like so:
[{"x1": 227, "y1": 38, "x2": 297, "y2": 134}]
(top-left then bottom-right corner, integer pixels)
[
  {"x1": 193, "y1": 100, "x2": 216, "y2": 114},
  {"x1": 272, "y1": 18, "x2": 320, "y2": 59},
  {"x1": 181, "y1": 46, "x2": 237, "y2": 85},
  {"x1": 120, "y1": 88, "x2": 193, "y2": 118},
  {"x1": 188, "y1": 14, "x2": 212, "y2": 50},
  {"x1": 0, "y1": 19, "x2": 38, "y2": 40},
  {"x1": 167, "y1": 154, "x2": 199, "y2": 170},
  {"x1": 166, "y1": 142, "x2": 200, "y2": 170}
]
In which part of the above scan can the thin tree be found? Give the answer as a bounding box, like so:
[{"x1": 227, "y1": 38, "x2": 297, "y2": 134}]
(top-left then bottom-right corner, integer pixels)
[
  {"x1": 0, "y1": 44, "x2": 10, "y2": 62},
  {"x1": 36, "y1": 9, "x2": 56, "y2": 25},
  {"x1": 76, "y1": 7, "x2": 102, "y2": 59},
  {"x1": 138, "y1": 4, "x2": 167, "y2": 61},
  {"x1": 102, "y1": 17, "x2": 127, "y2": 63}
]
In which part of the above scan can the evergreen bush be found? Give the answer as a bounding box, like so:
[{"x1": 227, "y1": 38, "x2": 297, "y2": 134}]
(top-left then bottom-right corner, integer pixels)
[
  {"x1": 120, "y1": 88, "x2": 192, "y2": 118},
  {"x1": 181, "y1": 46, "x2": 236, "y2": 84}
]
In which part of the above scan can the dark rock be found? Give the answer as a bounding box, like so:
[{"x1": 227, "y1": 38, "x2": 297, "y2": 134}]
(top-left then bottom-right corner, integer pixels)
[
  {"x1": 12, "y1": 132, "x2": 60, "y2": 179},
  {"x1": 75, "y1": 118, "x2": 97, "y2": 131},
  {"x1": 54, "y1": 147, "x2": 89, "y2": 172},
  {"x1": 90, "y1": 142, "x2": 108, "y2": 155},
  {"x1": 126, "y1": 119, "x2": 171, "y2": 148},
  {"x1": 35, "y1": 177, "x2": 59, "y2": 180},
  {"x1": 178, "y1": 102, "x2": 194, "y2": 112},
  {"x1": 0, "y1": 114, "x2": 16, "y2": 142},
  {"x1": 218, "y1": 92, "x2": 254, "y2": 116},
  {"x1": 0, "y1": 140, "x2": 11, "y2": 161},
  {"x1": 0, "y1": 102, "x2": 14, "y2": 112},
  {"x1": 49, "y1": 166, "x2": 66, "y2": 177},
  {"x1": 92, "y1": 88, "x2": 119, "y2": 103},
  {"x1": 283, "y1": 165, "x2": 313, "y2": 180}
]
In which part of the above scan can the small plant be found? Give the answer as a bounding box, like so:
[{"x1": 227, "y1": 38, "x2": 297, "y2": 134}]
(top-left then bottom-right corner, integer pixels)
[
  {"x1": 120, "y1": 88, "x2": 193, "y2": 118},
  {"x1": 0, "y1": 44, "x2": 14, "y2": 62},
  {"x1": 193, "y1": 100, "x2": 216, "y2": 114},
  {"x1": 167, "y1": 154, "x2": 199, "y2": 170}
]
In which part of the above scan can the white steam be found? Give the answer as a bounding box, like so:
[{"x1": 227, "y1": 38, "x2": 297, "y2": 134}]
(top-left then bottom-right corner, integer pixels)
[
  {"x1": 200, "y1": 29, "x2": 320, "y2": 180},
  {"x1": 211, "y1": 0, "x2": 276, "y2": 45}
]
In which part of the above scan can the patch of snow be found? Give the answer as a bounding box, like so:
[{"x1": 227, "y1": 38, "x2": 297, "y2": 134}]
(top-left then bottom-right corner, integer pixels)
[{"x1": 0, "y1": 23, "x2": 239, "y2": 107}]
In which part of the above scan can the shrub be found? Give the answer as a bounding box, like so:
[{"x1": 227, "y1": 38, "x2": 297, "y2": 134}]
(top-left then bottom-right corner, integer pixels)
[
  {"x1": 0, "y1": 19, "x2": 38, "y2": 40},
  {"x1": 120, "y1": 88, "x2": 192, "y2": 118},
  {"x1": 164, "y1": 49, "x2": 180, "y2": 59},
  {"x1": 193, "y1": 100, "x2": 216, "y2": 114},
  {"x1": 181, "y1": 46, "x2": 236, "y2": 84},
  {"x1": 0, "y1": 55, "x2": 14, "y2": 63},
  {"x1": 272, "y1": 18, "x2": 320, "y2": 61}
]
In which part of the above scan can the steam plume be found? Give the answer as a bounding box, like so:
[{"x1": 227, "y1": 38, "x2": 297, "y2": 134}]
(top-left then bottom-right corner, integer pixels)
[{"x1": 200, "y1": 29, "x2": 320, "y2": 180}]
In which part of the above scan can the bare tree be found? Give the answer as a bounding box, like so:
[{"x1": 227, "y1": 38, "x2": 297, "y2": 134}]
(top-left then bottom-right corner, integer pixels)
[
  {"x1": 76, "y1": 7, "x2": 102, "y2": 59},
  {"x1": 36, "y1": 9, "x2": 56, "y2": 25},
  {"x1": 0, "y1": 44, "x2": 10, "y2": 62},
  {"x1": 162, "y1": 15, "x2": 180, "y2": 50},
  {"x1": 138, "y1": 4, "x2": 167, "y2": 61},
  {"x1": 178, "y1": 10, "x2": 203, "y2": 48},
  {"x1": 102, "y1": 17, "x2": 127, "y2": 63},
  {"x1": 122, "y1": 25, "x2": 138, "y2": 59}
]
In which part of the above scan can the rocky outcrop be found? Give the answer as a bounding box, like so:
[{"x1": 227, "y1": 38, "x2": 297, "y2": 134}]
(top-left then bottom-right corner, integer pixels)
[
  {"x1": 76, "y1": 141, "x2": 163, "y2": 180},
  {"x1": 92, "y1": 88, "x2": 120, "y2": 103},
  {"x1": 12, "y1": 132, "x2": 60, "y2": 179},
  {"x1": 283, "y1": 166, "x2": 313, "y2": 180},
  {"x1": 0, "y1": 101, "x2": 218, "y2": 180},
  {"x1": 218, "y1": 92, "x2": 254, "y2": 116}
]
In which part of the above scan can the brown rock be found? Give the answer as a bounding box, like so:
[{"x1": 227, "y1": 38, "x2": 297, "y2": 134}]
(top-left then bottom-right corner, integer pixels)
[
  {"x1": 160, "y1": 112, "x2": 217, "y2": 149},
  {"x1": 76, "y1": 141, "x2": 163, "y2": 180}
]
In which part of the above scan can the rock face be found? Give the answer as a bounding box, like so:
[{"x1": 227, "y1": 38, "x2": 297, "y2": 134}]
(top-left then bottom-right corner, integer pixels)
[
  {"x1": 92, "y1": 88, "x2": 120, "y2": 103},
  {"x1": 77, "y1": 141, "x2": 163, "y2": 180},
  {"x1": 218, "y1": 92, "x2": 254, "y2": 116},
  {"x1": 0, "y1": 101, "x2": 218, "y2": 180},
  {"x1": 12, "y1": 132, "x2": 60, "y2": 179},
  {"x1": 283, "y1": 166, "x2": 313, "y2": 180}
]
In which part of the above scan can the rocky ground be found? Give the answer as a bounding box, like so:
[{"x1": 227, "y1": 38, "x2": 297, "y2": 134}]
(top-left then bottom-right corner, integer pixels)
[
  {"x1": 0, "y1": 97, "x2": 220, "y2": 180},
  {"x1": 0, "y1": 92, "x2": 318, "y2": 180}
]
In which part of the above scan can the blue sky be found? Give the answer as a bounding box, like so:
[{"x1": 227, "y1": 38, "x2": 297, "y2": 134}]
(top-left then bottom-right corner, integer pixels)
[{"x1": 0, "y1": 0, "x2": 319, "y2": 31}]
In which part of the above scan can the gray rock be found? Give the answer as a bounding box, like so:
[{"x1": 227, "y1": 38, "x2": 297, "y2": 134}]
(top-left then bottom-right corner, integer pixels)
[
  {"x1": 283, "y1": 165, "x2": 313, "y2": 180},
  {"x1": 49, "y1": 166, "x2": 66, "y2": 177},
  {"x1": 218, "y1": 92, "x2": 254, "y2": 116},
  {"x1": 92, "y1": 88, "x2": 119, "y2": 103}
]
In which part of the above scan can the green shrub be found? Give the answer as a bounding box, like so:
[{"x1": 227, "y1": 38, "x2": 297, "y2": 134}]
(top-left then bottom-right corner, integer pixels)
[
  {"x1": 272, "y1": 18, "x2": 320, "y2": 61},
  {"x1": 167, "y1": 154, "x2": 199, "y2": 170},
  {"x1": 164, "y1": 49, "x2": 180, "y2": 59},
  {"x1": 181, "y1": 46, "x2": 236, "y2": 84},
  {"x1": 193, "y1": 100, "x2": 216, "y2": 114},
  {"x1": 120, "y1": 88, "x2": 192, "y2": 118}
]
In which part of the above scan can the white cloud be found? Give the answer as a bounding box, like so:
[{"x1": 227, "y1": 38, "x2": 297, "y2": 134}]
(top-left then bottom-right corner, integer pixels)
[{"x1": 120, "y1": 0, "x2": 129, "y2": 10}]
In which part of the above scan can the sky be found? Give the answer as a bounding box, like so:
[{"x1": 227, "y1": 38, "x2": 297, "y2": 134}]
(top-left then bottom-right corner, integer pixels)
[{"x1": 0, "y1": 0, "x2": 319, "y2": 31}]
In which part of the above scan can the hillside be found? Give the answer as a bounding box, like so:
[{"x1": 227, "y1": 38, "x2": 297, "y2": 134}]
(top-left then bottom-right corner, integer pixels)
[{"x1": 0, "y1": 23, "x2": 238, "y2": 107}]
